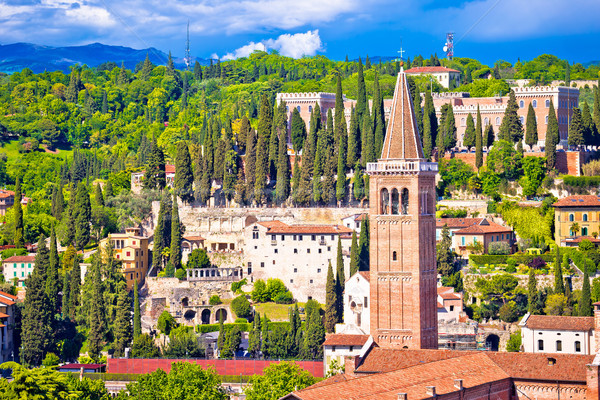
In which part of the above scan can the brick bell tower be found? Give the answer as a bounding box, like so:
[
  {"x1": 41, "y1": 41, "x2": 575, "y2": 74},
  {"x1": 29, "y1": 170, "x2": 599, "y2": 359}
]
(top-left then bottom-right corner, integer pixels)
[{"x1": 366, "y1": 66, "x2": 438, "y2": 349}]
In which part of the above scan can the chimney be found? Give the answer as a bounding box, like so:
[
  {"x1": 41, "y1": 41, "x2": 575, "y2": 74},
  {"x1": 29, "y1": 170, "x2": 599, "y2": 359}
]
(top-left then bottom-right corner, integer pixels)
[
  {"x1": 594, "y1": 302, "x2": 600, "y2": 353},
  {"x1": 398, "y1": 393, "x2": 407, "y2": 400},
  {"x1": 426, "y1": 386, "x2": 437, "y2": 397},
  {"x1": 344, "y1": 355, "x2": 360, "y2": 377},
  {"x1": 454, "y1": 379, "x2": 463, "y2": 390}
]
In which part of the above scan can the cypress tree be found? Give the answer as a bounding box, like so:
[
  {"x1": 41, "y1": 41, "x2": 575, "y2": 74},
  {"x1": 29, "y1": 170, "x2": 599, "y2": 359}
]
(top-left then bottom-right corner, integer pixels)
[
  {"x1": 245, "y1": 128, "x2": 257, "y2": 203},
  {"x1": 275, "y1": 131, "x2": 291, "y2": 205},
  {"x1": 528, "y1": 263, "x2": 537, "y2": 314},
  {"x1": 193, "y1": 60, "x2": 202, "y2": 81},
  {"x1": 69, "y1": 257, "x2": 81, "y2": 321},
  {"x1": 117, "y1": 62, "x2": 128, "y2": 86},
  {"x1": 335, "y1": 236, "x2": 345, "y2": 322},
  {"x1": 113, "y1": 282, "x2": 132, "y2": 357},
  {"x1": 248, "y1": 316, "x2": 262, "y2": 358},
  {"x1": 353, "y1": 162, "x2": 364, "y2": 203},
  {"x1": 62, "y1": 270, "x2": 70, "y2": 319},
  {"x1": 568, "y1": 108, "x2": 585, "y2": 146},
  {"x1": 347, "y1": 107, "x2": 359, "y2": 168},
  {"x1": 21, "y1": 236, "x2": 53, "y2": 366},
  {"x1": 238, "y1": 116, "x2": 250, "y2": 153},
  {"x1": 422, "y1": 92, "x2": 433, "y2": 159},
  {"x1": 46, "y1": 227, "x2": 60, "y2": 312},
  {"x1": 143, "y1": 139, "x2": 166, "y2": 190},
  {"x1": 582, "y1": 102, "x2": 595, "y2": 146},
  {"x1": 94, "y1": 183, "x2": 104, "y2": 207},
  {"x1": 74, "y1": 182, "x2": 91, "y2": 250},
  {"x1": 554, "y1": 246, "x2": 564, "y2": 295},
  {"x1": 546, "y1": 101, "x2": 559, "y2": 170},
  {"x1": 217, "y1": 312, "x2": 225, "y2": 356},
  {"x1": 322, "y1": 156, "x2": 336, "y2": 205},
  {"x1": 303, "y1": 305, "x2": 325, "y2": 359},
  {"x1": 525, "y1": 103, "x2": 538, "y2": 147},
  {"x1": 498, "y1": 90, "x2": 523, "y2": 143},
  {"x1": 372, "y1": 72, "x2": 385, "y2": 157},
  {"x1": 153, "y1": 192, "x2": 172, "y2": 270},
  {"x1": 255, "y1": 94, "x2": 272, "y2": 203},
  {"x1": 484, "y1": 124, "x2": 495, "y2": 148},
  {"x1": 104, "y1": 180, "x2": 113, "y2": 199},
  {"x1": 87, "y1": 254, "x2": 106, "y2": 362},
  {"x1": 444, "y1": 105, "x2": 457, "y2": 150},
  {"x1": 475, "y1": 106, "x2": 483, "y2": 169},
  {"x1": 361, "y1": 117, "x2": 374, "y2": 167},
  {"x1": 413, "y1": 86, "x2": 423, "y2": 137},
  {"x1": 336, "y1": 138, "x2": 347, "y2": 204},
  {"x1": 565, "y1": 61, "x2": 571, "y2": 86},
  {"x1": 424, "y1": 91, "x2": 438, "y2": 149},
  {"x1": 356, "y1": 58, "x2": 367, "y2": 126},
  {"x1": 334, "y1": 73, "x2": 346, "y2": 153},
  {"x1": 101, "y1": 90, "x2": 108, "y2": 114},
  {"x1": 581, "y1": 264, "x2": 592, "y2": 316},
  {"x1": 140, "y1": 53, "x2": 153, "y2": 81},
  {"x1": 133, "y1": 280, "x2": 141, "y2": 339},
  {"x1": 291, "y1": 158, "x2": 303, "y2": 205},
  {"x1": 174, "y1": 141, "x2": 194, "y2": 203},
  {"x1": 365, "y1": 55, "x2": 371, "y2": 69},
  {"x1": 14, "y1": 176, "x2": 23, "y2": 248},
  {"x1": 65, "y1": 69, "x2": 80, "y2": 103},
  {"x1": 51, "y1": 182, "x2": 64, "y2": 220},
  {"x1": 593, "y1": 87, "x2": 600, "y2": 141},
  {"x1": 463, "y1": 113, "x2": 476, "y2": 148},
  {"x1": 324, "y1": 261, "x2": 337, "y2": 333},
  {"x1": 290, "y1": 108, "x2": 306, "y2": 153},
  {"x1": 261, "y1": 313, "x2": 271, "y2": 359},
  {"x1": 350, "y1": 231, "x2": 359, "y2": 276},
  {"x1": 359, "y1": 217, "x2": 370, "y2": 271},
  {"x1": 170, "y1": 193, "x2": 182, "y2": 270}
]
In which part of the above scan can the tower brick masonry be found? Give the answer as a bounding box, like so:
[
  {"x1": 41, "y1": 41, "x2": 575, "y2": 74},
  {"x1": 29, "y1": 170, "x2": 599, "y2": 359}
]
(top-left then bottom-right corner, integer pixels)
[{"x1": 367, "y1": 68, "x2": 438, "y2": 349}]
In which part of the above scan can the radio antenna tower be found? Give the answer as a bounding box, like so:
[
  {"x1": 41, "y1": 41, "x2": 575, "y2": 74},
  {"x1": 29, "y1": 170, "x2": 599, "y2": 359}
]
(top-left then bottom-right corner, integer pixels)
[
  {"x1": 184, "y1": 20, "x2": 191, "y2": 70},
  {"x1": 443, "y1": 32, "x2": 454, "y2": 60}
]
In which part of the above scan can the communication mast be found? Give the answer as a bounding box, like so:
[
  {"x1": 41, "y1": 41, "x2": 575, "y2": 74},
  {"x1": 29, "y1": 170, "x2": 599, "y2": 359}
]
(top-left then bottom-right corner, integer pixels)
[
  {"x1": 443, "y1": 32, "x2": 454, "y2": 60},
  {"x1": 184, "y1": 20, "x2": 191, "y2": 70}
]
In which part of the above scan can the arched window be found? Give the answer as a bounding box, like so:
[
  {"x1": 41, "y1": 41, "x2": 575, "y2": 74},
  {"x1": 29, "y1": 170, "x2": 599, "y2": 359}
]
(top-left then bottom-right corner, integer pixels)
[
  {"x1": 461, "y1": 118, "x2": 466, "y2": 127},
  {"x1": 297, "y1": 105, "x2": 301, "y2": 112},
  {"x1": 545, "y1": 116, "x2": 549, "y2": 124},
  {"x1": 392, "y1": 251, "x2": 397, "y2": 261},
  {"x1": 532, "y1": 100, "x2": 537, "y2": 108},
  {"x1": 391, "y1": 189, "x2": 399, "y2": 215},
  {"x1": 496, "y1": 117, "x2": 501, "y2": 125},
  {"x1": 546, "y1": 100, "x2": 550, "y2": 108},
  {"x1": 583, "y1": 214, "x2": 588, "y2": 222},
  {"x1": 582, "y1": 227, "x2": 588, "y2": 236},
  {"x1": 575, "y1": 341, "x2": 581, "y2": 352},
  {"x1": 520, "y1": 116, "x2": 525, "y2": 124},
  {"x1": 401, "y1": 188, "x2": 409, "y2": 215},
  {"x1": 556, "y1": 340, "x2": 562, "y2": 352},
  {"x1": 519, "y1": 100, "x2": 524, "y2": 108},
  {"x1": 569, "y1": 214, "x2": 574, "y2": 222},
  {"x1": 484, "y1": 117, "x2": 489, "y2": 125},
  {"x1": 380, "y1": 188, "x2": 389, "y2": 215},
  {"x1": 309, "y1": 105, "x2": 313, "y2": 113},
  {"x1": 538, "y1": 340, "x2": 544, "y2": 351}
]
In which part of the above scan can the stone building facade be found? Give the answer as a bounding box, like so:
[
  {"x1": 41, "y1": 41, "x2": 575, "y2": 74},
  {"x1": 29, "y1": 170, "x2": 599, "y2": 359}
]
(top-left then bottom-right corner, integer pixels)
[
  {"x1": 243, "y1": 220, "x2": 353, "y2": 303},
  {"x1": 366, "y1": 68, "x2": 438, "y2": 350},
  {"x1": 99, "y1": 227, "x2": 149, "y2": 290}
]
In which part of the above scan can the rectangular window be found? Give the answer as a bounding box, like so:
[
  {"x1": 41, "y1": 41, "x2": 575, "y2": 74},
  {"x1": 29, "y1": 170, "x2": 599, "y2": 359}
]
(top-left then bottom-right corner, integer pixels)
[
  {"x1": 293, "y1": 235, "x2": 297, "y2": 241},
  {"x1": 331, "y1": 235, "x2": 334, "y2": 240},
  {"x1": 294, "y1": 268, "x2": 297, "y2": 273},
  {"x1": 312, "y1": 235, "x2": 316, "y2": 241},
  {"x1": 281, "y1": 235, "x2": 285, "y2": 241},
  {"x1": 462, "y1": 237, "x2": 465, "y2": 246},
  {"x1": 126, "y1": 251, "x2": 131, "y2": 257},
  {"x1": 364, "y1": 297, "x2": 368, "y2": 308},
  {"x1": 318, "y1": 249, "x2": 322, "y2": 254},
  {"x1": 318, "y1": 268, "x2": 321, "y2": 273},
  {"x1": 274, "y1": 249, "x2": 278, "y2": 254},
  {"x1": 307, "y1": 249, "x2": 310, "y2": 253},
  {"x1": 290, "y1": 279, "x2": 294, "y2": 283},
  {"x1": 327, "y1": 247, "x2": 331, "y2": 252},
  {"x1": 271, "y1": 235, "x2": 276, "y2": 241},
  {"x1": 538, "y1": 340, "x2": 544, "y2": 351},
  {"x1": 310, "y1": 279, "x2": 313, "y2": 284},
  {"x1": 450, "y1": 305, "x2": 454, "y2": 311},
  {"x1": 299, "y1": 235, "x2": 303, "y2": 241},
  {"x1": 575, "y1": 341, "x2": 581, "y2": 352},
  {"x1": 556, "y1": 340, "x2": 562, "y2": 352},
  {"x1": 28, "y1": 264, "x2": 31, "y2": 268},
  {"x1": 294, "y1": 249, "x2": 298, "y2": 254},
  {"x1": 261, "y1": 262, "x2": 265, "y2": 268},
  {"x1": 21, "y1": 264, "x2": 24, "y2": 268}
]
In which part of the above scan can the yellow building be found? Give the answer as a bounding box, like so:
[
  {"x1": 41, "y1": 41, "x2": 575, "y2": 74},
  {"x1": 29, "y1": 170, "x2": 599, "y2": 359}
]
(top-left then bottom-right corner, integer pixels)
[
  {"x1": 100, "y1": 227, "x2": 149, "y2": 290},
  {"x1": 553, "y1": 195, "x2": 600, "y2": 245}
]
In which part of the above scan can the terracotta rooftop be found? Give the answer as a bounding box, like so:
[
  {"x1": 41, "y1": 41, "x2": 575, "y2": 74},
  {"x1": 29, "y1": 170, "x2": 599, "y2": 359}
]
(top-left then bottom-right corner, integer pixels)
[
  {"x1": 58, "y1": 363, "x2": 106, "y2": 370},
  {"x1": 454, "y1": 220, "x2": 512, "y2": 235},
  {"x1": 165, "y1": 164, "x2": 176, "y2": 174},
  {"x1": 380, "y1": 71, "x2": 424, "y2": 160},
  {"x1": 553, "y1": 195, "x2": 600, "y2": 207},
  {"x1": 562, "y1": 236, "x2": 600, "y2": 244},
  {"x1": 267, "y1": 225, "x2": 353, "y2": 235},
  {"x1": 0, "y1": 190, "x2": 14, "y2": 199},
  {"x1": 3, "y1": 256, "x2": 35, "y2": 263},
  {"x1": 0, "y1": 291, "x2": 17, "y2": 300},
  {"x1": 256, "y1": 220, "x2": 289, "y2": 229},
  {"x1": 436, "y1": 218, "x2": 484, "y2": 229},
  {"x1": 323, "y1": 334, "x2": 370, "y2": 347},
  {"x1": 405, "y1": 66, "x2": 461, "y2": 74},
  {"x1": 183, "y1": 235, "x2": 205, "y2": 241},
  {"x1": 355, "y1": 348, "x2": 469, "y2": 374},
  {"x1": 359, "y1": 271, "x2": 370, "y2": 282},
  {"x1": 523, "y1": 314, "x2": 594, "y2": 331},
  {"x1": 0, "y1": 312, "x2": 9, "y2": 318},
  {"x1": 437, "y1": 287, "x2": 461, "y2": 300},
  {"x1": 284, "y1": 353, "x2": 509, "y2": 400}
]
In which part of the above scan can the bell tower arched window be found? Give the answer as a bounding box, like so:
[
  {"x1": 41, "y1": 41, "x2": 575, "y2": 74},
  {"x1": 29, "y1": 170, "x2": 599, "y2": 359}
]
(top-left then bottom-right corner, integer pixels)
[
  {"x1": 392, "y1": 251, "x2": 397, "y2": 261},
  {"x1": 401, "y1": 188, "x2": 409, "y2": 215},
  {"x1": 381, "y1": 188, "x2": 389, "y2": 215},
  {"x1": 391, "y1": 189, "x2": 399, "y2": 215}
]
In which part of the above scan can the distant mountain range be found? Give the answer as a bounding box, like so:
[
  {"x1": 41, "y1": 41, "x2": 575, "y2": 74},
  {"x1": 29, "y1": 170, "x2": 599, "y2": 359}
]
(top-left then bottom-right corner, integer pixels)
[{"x1": 0, "y1": 42, "x2": 210, "y2": 73}]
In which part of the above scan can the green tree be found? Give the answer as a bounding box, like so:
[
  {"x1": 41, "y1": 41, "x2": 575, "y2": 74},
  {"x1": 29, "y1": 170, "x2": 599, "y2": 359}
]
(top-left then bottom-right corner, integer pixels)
[
  {"x1": 301, "y1": 304, "x2": 325, "y2": 360},
  {"x1": 324, "y1": 261, "x2": 337, "y2": 333},
  {"x1": 545, "y1": 101, "x2": 559, "y2": 170},
  {"x1": 13, "y1": 176, "x2": 23, "y2": 248},
  {"x1": 143, "y1": 139, "x2": 166, "y2": 190},
  {"x1": 255, "y1": 94, "x2": 273, "y2": 203},
  {"x1": 528, "y1": 264, "x2": 538, "y2": 314},
  {"x1": 68, "y1": 257, "x2": 81, "y2": 321},
  {"x1": 347, "y1": 107, "x2": 359, "y2": 168},
  {"x1": 131, "y1": 333, "x2": 161, "y2": 358},
  {"x1": 174, "y1": 141, "x2": 194, "y2": 203},
  {"x1": 335, "y1": 236, "x2": 345, "y2": 322},
  {"x1": 290, "y1": 108, "x2": 306, "y2": 154},
  {"x1": 544, "y1": 293, "x2": 569, "y2": 315},
  {"x1": 525, "y1": 103, "x2": 538, "y2": 147},
  {"x1": 499, "y1": 90, "x2": 523, "y2": 143},
  {"x1": 436, "y1": 225, "x2": 454, "y2": 277},
  {"x1": 170, "y1": 193, "x2": 182, "y2": 270},
  {"x1": 580, "y1": 264, "x2": 592, "y2": 316},
  {"x1": 21, "y1": 236, "x2": 53, "y2": 366},
  {"x1": 422, "y1": 91, "x2": 434, "y2": 158},
  {"x1": 113, "y1": 282, "x2": 132, "y2": 357},
  {"x1": 87, "y1": 254, "x2": 106, "y2": 362},
  {"x1": 231, "y1": 295, "x2": 252, "y2": 319},
  {"x1": 506, "y1": 331, "x2": 522, "y2": 352},
  {"x1": 74, "y1": 182, "x2": 91, "y2": 250},
  {"x1": 187, "y1": 248, "x2": 211, "y2": 269},
  {"x1": 275, "y1": 130, "x2": 290, "y2": 205},
  {"x1": 359, "y1": 217, "x2": 370, "y2": 271},
  {"x1": 352, "y1": 163, "x2": 364, "y2": 203},
  {"x1": 248, "y1": 317, "x2": 262, "y2": 358},
  {"x1": 157, "y1": 310, "x2": 177, "y2": 336},
  {"x1": 568, "y1": 107, "x2": 585, "y2": 146},
  {"x1": 349, "y1": 231, "x2": 360, "y2": 276},
  {"x1": 133, "y1": 280, "x2": 141, "y2": 338},
  {"x1": 244, "y1": 362, "x2": 317, "y2": 400},
  {"x1": 153, "y1": 191, "x2": 171, "y2": 270},
  {"x1": 475, "y1": 106, "x2": 483, "y2": 169},
  {"x1": 554, "y1": 246, "x2": 565, "y2": 295},
  {"x1": 355, "y1": 58, "x2": 367, "y2": 127},
  {"x1": 463, "y1": 113, "x2": 475, "y2": 148},
  {"x1": 484, "y1": 123, "x2": 495, "y2": 147},
  {"x1": 46, "y1": 227, "x2": 60, "y2": 312}
]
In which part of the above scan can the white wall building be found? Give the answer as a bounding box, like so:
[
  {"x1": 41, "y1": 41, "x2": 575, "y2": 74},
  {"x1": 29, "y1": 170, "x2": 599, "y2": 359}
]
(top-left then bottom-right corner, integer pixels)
[
  {"x1": 323, "y1": 334, "x2": 372, "y2": 376},
  {"x1": 2, "y1": 255, "x2": 35, "y2": 287},
  {"x1": 519, "y1": 313, "x2": 595, "y2": 355},
  {"x1": 437, "y1": 286, "x2": 464, "y2": 323},
  {"x1": 336, "y1": 271, "x2": 370, "y2": 335},
  {"x1": 341, "y1": 214, "x2": 367, "y2": 237},
  {"x1": 243, "y1": 221, "x2": 353, "y2": 303},
  {"x1": 404, "y1": 66, "x2": 462, "y2": 89}
]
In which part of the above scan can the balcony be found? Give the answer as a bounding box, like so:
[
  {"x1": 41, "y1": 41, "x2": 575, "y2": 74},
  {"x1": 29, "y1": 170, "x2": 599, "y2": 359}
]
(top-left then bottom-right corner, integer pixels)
[
  {"x1": 366, "y1": 160, "x2": 438, "y2": 174},
  {"x1": 271, "y1": 240, "x2": 277, "y2": 246},
  {"x1": 319, "y1": 240, "x2": 326, "y2": 245}
]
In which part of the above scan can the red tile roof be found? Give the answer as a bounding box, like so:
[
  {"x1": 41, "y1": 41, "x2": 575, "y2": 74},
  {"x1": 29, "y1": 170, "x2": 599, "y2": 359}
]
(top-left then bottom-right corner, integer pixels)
[
  {"x1": 0, "y1": 291, "x2": 17, "y2": 300},
  {"x1": 436, "y1": 218, "x2": 483, "y2": 229},
  {"x1": 58, "y1": 363, "x2": 106, "y2": 370},
  {"x1": 267, "y1": 225, "x2": 353, "y2": 235},
  {"x1": 165, "y1": 164, "x2": 176, "y2": 174},
  {"x1": 0, "y1": 190, "x2": 14, "y2": 199},
  {"x1": 454, "y1": 220, "x2": 512, "y2": 235},
  {"x1": 562, "y1": 236, "x2": 600, "y2": 244},
  {"x1": 355, "y1": 348, "x2": 469, "y2": 373},
  {"x1": 0, "y1": 312, "x2": 9, "y2": 318},
  {"x1": 523, "y1": 314, "x2": 594, "y2": 331},
  {"x1": 256, "y1": 220, "x2": 289, "y2": 229},
  {"x1": 486, "y1": 352, "x2": 594, "y2": 382},
  {"x1": 359, "y1": 271, "x2": 370, "y2": 282},
  {"x1": 405, "y1": 66, "x2": 461, "y2": 74},
  {"x1": 183, "y1": 235, "x2": 205, "y2": 241},
  {"x1": 323, "y1": 334, "x2": 370, "y2": 347},
  {"x1": 3, "y1": 256, "x2": 35, "y2": 263},
  {"x1": 553, "y1": 195, "x2": 600, "y2": 207}
]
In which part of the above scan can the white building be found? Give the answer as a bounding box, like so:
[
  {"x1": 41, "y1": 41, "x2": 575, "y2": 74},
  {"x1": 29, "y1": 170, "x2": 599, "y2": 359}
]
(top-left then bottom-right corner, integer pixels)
[
  {"x1": 341, "y1": 214, "x2": 367, "y2": 236},
  {"x1": 2, "y1": 255, "x2": 35, "y2": 287},
  {"x1": 519, "y1": 313, "x2": 595, "y2": 355},
  {"x1": 437, "y1": 286, "x2": 464, "y2": 323},
  {"x1": 0, "y1": 290, "x2": 16, "y2": 363},
  {"x1": 243, "y1": 221, "x2": 353, "y2": 303},
  {"x1": 323, "y1": 334, "x2": 373, "y2": 376},
  {"x1": 336, "y1": 271, "x2": 370, "y2": 335},
  {"x1": 404, "y1": 66, "x2": 462, "y2": 89}
]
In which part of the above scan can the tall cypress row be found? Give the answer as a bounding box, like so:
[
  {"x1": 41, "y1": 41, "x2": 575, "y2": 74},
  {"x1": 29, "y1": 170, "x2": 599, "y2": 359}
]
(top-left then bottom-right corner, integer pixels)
[
  {"x1": 356, "y1": 58, "x2": 367, "y2": 127},
  {"x1": 174, "y1": 141, "x2": 194, "y2": 203},
  {"x1": 324, "y1": 261, "x2": 337, "y2": 333},
  {"x1": 275, "y1": 130, "x2": 290, "y2": 205},
  {"x1": 350, "y1": 231, "x2": 359, "y2": 276},
  {"x1": 113, "y1": 281, "x2": 132, "y2": 357},
  {"x1": 525, "y1": 103, "x2": 538, "y2": 148},
  {"x1": 545, "y1": 101, "x2": 559, "y2": 170},
  {"x1": 133, "y1": 280, "x2": 142, "y2": 339},
  {"x1": 14, "y1": 176, "x2": 24, "y2": 248},
  {"x1": 581, "y1": 264, "x2": 592, "y2": 316},
  {"x1": 46, "y1": 227, "x2": 60, "y2": 312},
  {"x1": 255, "y1": 94, "x2": 273, "y2": 203},
  {"x1": 347, "y1": 107, "x2": 360, "y2": 168},
  {"x1": 170, "y1": 193, "x2": 182, "y2": 270},
  {"x1": 475, "y1": 106, "x2": 483, "y2": 169},
  {"x1": 68, "y1": 257, "x2": 81, "y2": 321},
  {"x1": 554, "y1": 246, "x2": 564, "y2": 295}
]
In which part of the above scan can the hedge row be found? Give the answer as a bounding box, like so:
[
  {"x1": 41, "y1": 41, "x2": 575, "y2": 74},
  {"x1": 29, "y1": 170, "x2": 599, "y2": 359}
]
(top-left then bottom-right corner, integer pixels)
[
  {"x1": 195, "y1": 321, "x2": 291, "y2": 334},
  {"x1": 469, "y1": 253, "x2": 555, "y2": 266},
  {"x1": 563, "y1": 175, "x2": 600, "y2": 188},
  {"x1": 66, "y1": 372, "x2": 254, "y2": 383}
]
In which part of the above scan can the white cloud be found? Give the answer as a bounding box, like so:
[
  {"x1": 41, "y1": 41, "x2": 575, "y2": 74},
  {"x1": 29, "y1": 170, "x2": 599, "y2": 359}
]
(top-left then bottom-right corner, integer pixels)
[
  {"x1": 219, "y1": 30, "x2": 323, "y2": 60},
  {"x1": 64, "y1": 5, "x2": 116, "y2": 28}
]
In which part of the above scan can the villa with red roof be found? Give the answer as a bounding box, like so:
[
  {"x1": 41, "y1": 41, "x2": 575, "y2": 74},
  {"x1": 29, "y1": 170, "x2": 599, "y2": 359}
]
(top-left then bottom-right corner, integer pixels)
[{"x1": 404, "y1": 66, "x2": 462, "y2": 89}]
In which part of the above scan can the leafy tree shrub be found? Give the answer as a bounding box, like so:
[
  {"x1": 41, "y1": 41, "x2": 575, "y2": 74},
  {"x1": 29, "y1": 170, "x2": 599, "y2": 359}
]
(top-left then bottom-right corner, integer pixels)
[
  {"x1": 209, "y1": 295, "x2": 222, "y2": 305},
  {"x1": 234, "y1": 318, "x2": 248, "y2": 323},
  {"x1": 42, "y1": 352, "x2": 60, "y2": 367},
  {"x1": 175, "y1": 268, "x2": 186, "y2": 280},
  {"x1": 157, "y1": 311, "x2": 177, "y2": 335},
  {"x1": 163, "y1": 326, "x2": 204, "y2": 358},
  {"x1": 231, "y1": 278, "x2": 247, "y2": 293},
  {"x1": 274, "y1": 291, "x2": 294, "y2": 304},
  {"x1": 131, "y1": 333, "x2": 161, "y2": 358},
  {"x1": 499, "y1": 301, "x2": 518, "y2": 322},
  {"x1": 527, "y1": 257, "x2": 547, "y2": 270},
  {"x1": 266, "y1": 278, "x2": 287, "y2": 301},
  {"x1": 231, "y1": 295, "x2": 252, "y2": 319},
  {"x1": 187, "y1": 248, "x2": 211, "y2": 269},
  {"x1": 245, "y1": 362, "x2": 317, "y2": 400},
  {"x1": 251, "y1": 279, "x2": 269, "y2": 302},
  {"x1": 488, "y1": 241, "x2": 511, "y2": 255},
  {"x1": 506, "y1": 331, "x2": 522, "y2": 352}
]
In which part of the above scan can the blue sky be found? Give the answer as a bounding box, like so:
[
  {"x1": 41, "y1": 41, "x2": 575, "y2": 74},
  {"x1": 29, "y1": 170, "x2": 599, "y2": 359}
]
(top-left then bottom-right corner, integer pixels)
[{"x1": 1, "y1": 0, "x2": 599, "y2": 65}]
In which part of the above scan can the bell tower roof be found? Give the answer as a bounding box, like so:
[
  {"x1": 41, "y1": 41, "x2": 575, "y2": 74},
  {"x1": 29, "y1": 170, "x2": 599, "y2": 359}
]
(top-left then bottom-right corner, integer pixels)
[{"x1": 380, "y1": 70, "x2": 424, "y2": 161}]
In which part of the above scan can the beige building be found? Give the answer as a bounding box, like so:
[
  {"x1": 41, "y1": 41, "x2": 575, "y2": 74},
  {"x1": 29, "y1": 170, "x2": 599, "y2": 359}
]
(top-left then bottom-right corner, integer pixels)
[
  {"x1": 243, "y1": 220, "x2": 353, "y2": 303},
  {"x1": 520, "y1": 313, "x2": 596, "y2": 355},
  {"x1": 0, "y1": 190, "x2": 14, "y2": 216},
  {"x1": 552, "y1": 195, "x2": 600, "y2": 245},
  {"x1": 452, "y1": 218, "x2": 514, "y2": 256},
  {"x1": 99, "y1": 227, "x2": 149, "y2": 290},
  {"x1": 437, "y1": 286, "x2": 464, "y2": 323},
  {"x1": 2, "y1": 255, "x2": 35, "y2": 287},
  {"x1": 404, "y1": 66, "x2": 462, "y2": 89}
]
